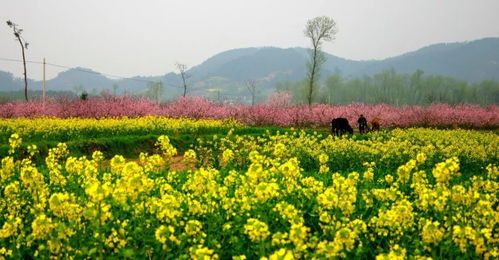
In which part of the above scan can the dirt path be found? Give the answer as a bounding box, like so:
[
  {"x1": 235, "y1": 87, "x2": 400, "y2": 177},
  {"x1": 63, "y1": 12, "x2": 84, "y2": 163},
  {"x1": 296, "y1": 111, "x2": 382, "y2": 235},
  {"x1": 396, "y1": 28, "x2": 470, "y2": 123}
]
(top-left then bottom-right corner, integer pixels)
[{"x1": 99, "y1": 155, "x2": 197, "y2": 172}]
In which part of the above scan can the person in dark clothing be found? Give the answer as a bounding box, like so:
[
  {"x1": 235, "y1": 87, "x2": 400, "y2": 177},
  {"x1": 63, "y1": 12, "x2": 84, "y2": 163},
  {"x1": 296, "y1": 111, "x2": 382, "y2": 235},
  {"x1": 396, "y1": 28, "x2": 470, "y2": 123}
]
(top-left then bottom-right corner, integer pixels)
[{"x1": 358, "y1": 114, "x2": 368, "y2": 134}]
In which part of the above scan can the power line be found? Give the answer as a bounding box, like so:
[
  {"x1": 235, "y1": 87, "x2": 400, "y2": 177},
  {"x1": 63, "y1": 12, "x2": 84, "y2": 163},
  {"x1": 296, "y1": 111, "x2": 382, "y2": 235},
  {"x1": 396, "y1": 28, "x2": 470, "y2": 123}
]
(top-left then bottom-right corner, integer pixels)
[
  {"x1": 0, "y1": 58, "x2": 242, "y2": 92},
  {"x1": 0, "y1": 57, "x2": 165, "y2": 85}
]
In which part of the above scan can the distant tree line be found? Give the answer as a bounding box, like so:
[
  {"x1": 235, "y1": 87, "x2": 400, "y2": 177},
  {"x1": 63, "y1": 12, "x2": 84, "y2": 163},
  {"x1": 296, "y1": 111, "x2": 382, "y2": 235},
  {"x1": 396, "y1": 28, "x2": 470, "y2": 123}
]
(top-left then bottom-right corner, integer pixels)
[
  {"x1": 0, "y1": 90, "x2": 76, "y2": 103},
  {"x1": 2, "y1": 69, "x2": 497, "y2": 106},
  {"x1": 276, "y1": 69, "x2": 499, "y2": 106}
]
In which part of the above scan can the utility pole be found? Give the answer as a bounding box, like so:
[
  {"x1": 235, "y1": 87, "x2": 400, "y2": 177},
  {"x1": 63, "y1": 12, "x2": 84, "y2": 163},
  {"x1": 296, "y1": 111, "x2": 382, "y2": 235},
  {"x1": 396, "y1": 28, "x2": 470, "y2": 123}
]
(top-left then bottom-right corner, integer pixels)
[{"x1": 42, "y1": 58, "x2": 46, "y2": 102}]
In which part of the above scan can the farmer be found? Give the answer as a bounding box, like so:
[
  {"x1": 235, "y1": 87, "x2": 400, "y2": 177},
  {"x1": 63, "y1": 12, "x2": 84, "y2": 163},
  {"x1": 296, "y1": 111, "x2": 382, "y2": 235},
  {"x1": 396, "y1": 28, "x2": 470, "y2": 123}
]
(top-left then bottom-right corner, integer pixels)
[{"x1": 357, "y1": 114, "x2": 368, "y2": 134}]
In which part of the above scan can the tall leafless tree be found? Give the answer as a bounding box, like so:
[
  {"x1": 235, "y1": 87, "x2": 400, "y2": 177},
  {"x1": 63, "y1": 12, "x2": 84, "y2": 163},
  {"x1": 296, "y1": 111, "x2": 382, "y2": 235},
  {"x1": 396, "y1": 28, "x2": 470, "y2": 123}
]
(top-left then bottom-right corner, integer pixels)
[
  {"x1": 6, "y1": 20, "x2": 29, "y2": 101},
  {"x1": 245, "y1": 80, "x2": 259, "y2": 106},
  {"x1": 175, "y1": 62, "x2": 191, "y2": 97},
  {"x1": 304, "y1": 16, "x2": 337, "y2": 106}
]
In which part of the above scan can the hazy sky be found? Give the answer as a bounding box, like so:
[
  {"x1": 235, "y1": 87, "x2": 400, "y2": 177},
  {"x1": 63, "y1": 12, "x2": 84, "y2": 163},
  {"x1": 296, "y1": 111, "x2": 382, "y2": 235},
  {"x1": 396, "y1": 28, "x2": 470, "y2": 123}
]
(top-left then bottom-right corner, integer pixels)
[{"x1": 1, "y1": 0, "x2": 499, "y2": 80}]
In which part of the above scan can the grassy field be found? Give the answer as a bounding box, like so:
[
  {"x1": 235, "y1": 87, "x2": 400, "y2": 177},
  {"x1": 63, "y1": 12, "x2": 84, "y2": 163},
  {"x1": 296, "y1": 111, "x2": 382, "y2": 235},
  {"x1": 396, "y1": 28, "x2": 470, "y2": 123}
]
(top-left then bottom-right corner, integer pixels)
[{"x1": 0, "y1": 117, "x2": 498, "y2": 259}]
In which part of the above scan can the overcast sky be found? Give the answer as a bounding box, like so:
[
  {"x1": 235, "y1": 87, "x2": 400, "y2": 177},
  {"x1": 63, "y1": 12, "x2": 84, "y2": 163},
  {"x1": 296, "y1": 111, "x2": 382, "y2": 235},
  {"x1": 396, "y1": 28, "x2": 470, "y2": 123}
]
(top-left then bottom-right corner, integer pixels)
[{"x1": 1, "y1": 0, "x2": 499, "y2": 80}]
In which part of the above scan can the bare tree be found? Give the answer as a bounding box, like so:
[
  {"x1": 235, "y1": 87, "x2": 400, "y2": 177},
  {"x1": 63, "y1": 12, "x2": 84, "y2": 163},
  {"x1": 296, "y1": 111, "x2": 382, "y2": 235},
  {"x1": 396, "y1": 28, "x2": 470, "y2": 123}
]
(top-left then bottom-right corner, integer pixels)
[
  {"x1": 6, "y1": 20, "x2": 29, "y2": 101},
  {"x1": 245, "y1": 80, "x2": 259, "y2": 106},
  {"x1": 175, "y1": 62, "x2": 191, "y2": 97},
  {"x1": 304, "y1": 16, "x2": 337, "y2": 106}
]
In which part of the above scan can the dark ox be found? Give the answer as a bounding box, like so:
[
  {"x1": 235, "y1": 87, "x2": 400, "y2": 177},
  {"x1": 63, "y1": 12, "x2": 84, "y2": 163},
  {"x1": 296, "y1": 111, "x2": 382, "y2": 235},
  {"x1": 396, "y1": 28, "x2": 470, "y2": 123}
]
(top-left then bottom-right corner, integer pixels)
[{"x1": 331, "y1": 118, "x2": 353, "y2": 136}]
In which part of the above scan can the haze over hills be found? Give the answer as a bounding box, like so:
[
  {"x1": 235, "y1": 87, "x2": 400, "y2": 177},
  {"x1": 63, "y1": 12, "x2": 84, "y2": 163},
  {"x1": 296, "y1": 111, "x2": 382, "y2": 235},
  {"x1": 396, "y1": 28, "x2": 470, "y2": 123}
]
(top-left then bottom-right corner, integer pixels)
[{"x1": 1, "y1": 37, "x2": 498, "y2": 100}]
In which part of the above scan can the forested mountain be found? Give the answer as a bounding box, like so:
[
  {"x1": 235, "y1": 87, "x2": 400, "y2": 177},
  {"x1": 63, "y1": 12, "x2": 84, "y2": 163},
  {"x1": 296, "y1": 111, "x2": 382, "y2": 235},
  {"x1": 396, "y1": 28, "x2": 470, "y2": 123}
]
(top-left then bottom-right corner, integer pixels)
[{"x1": 0, "y1": 38, "x2": 498, "y2": 103}]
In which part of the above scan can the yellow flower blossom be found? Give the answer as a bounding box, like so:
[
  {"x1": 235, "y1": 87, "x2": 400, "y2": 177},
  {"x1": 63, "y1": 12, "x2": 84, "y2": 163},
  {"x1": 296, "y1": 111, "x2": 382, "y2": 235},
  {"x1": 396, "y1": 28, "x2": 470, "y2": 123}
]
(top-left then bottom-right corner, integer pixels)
[{"x1": 244, "y1": 218, "x2": 270, "y2": 242}]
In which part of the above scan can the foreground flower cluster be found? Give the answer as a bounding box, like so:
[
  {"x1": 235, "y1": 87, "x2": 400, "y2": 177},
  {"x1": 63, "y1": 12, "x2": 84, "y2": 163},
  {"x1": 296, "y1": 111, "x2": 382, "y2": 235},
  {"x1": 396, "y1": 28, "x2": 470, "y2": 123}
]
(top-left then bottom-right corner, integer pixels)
[
  {"x1": 0, "y1": 97, "x2": 497, "y2": 128},
  {"x1": 0, "y1": 129, "x2": 498, "y2": 259}
]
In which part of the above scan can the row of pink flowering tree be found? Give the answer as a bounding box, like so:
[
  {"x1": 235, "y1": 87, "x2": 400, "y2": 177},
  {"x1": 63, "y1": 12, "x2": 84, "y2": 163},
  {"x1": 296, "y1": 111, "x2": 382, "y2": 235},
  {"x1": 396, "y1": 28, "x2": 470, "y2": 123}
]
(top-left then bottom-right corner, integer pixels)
[{"x1": 0, "y1": 95, "x2": 497, "y2": 128}]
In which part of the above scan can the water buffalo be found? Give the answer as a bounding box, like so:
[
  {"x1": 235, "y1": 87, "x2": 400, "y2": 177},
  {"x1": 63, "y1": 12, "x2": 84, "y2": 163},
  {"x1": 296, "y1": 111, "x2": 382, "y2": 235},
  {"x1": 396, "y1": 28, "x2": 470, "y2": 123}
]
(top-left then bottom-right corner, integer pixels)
[{"x1": 331, "y1": 117, "x2": 353, "y2": 136}]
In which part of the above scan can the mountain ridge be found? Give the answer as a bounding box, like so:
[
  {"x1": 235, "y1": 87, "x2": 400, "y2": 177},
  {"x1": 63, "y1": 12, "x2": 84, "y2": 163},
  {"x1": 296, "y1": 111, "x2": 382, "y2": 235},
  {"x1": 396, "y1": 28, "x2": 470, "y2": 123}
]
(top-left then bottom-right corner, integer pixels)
[{"x1": 1, "y1": 37, "x2": 498, "y2": 98}]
